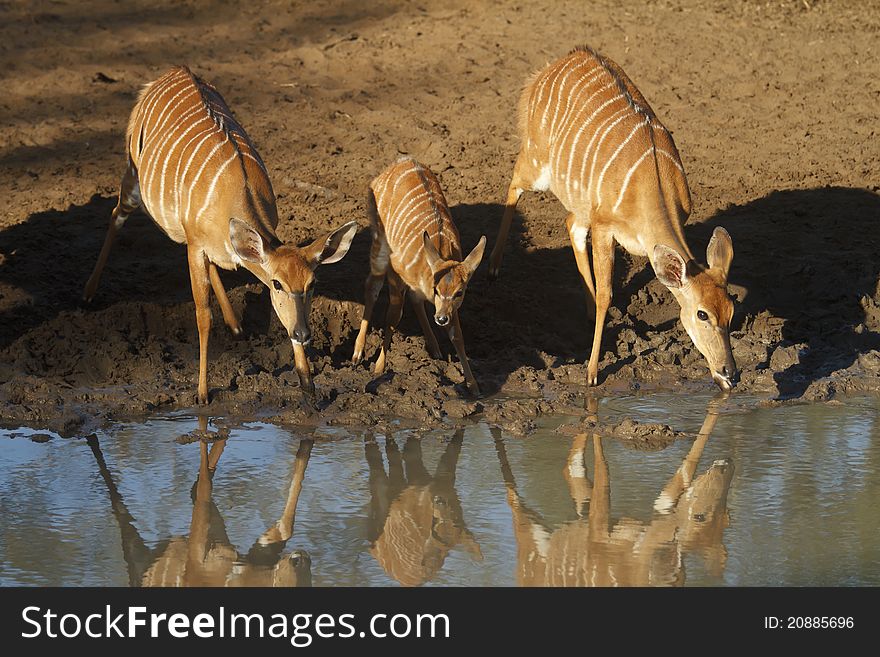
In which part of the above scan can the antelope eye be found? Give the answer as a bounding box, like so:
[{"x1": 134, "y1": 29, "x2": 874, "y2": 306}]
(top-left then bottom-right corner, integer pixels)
[
  {"x1": 697, "y1": 310, "x2": 709, "y2": 321},
  {"x1": 453, "y1": 290, "x2": 464, "y2": 299},
  {"x1": 272, "y1": 280, "x2": 283, "y2": 292}
]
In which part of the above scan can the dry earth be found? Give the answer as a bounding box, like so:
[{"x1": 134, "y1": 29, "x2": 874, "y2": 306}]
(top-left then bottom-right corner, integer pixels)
[{"x1": 1, "y1": 0, "x2": 878, "y2": 436}]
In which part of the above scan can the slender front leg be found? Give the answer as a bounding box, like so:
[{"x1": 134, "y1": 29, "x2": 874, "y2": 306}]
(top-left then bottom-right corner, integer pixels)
[
  {"x1": 565, "y1": 213, "x2": 597, "y2": 320},
  {"x1": 586, "y1": 227, "x2": 614, "y2": 386},
  {"x1": 208, "y1": 263, "x2": 241, "y2": 335},
  {"x1": 353, "y1": 273, "x2": 385, "y2": 365},
  {"x1": 563, "y1": 433, "x2": 591, "y2": 517},
  {"x1": 83, "y1": 164, "x2": 140, "y2": 302},
  {"x1": 187, "y1": 247, "x2": 212, "y2": 405},
  {"x1": 292, "y1": 341, "x2": 315, "y2": 401},
  {"x1": 488, "y1": 151, "x2": 528, "y2": 280},
  {"x1": 588, "y1": 434, "x2": 611, "y2": 542},
  {"x1": 411, "y1": 298, "x2": 441, "y2": 359},
  {"x1": 374, "y1": 274, "x2": 405, "y2": 376},
  {"x1": 447, "y1": 310, "x2": 480, "y2": 397}
]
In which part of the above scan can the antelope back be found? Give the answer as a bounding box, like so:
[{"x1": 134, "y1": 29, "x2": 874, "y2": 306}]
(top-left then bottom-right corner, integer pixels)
[
  {"x1": 518, "y1": 46, "x2": 690, "y2": 220},
  {"x1": 369, "y1": 158, "x2": 462, "y2": 287},
  {"x1": 126, "y1": 66, "x2": 277, "y2": 250}
]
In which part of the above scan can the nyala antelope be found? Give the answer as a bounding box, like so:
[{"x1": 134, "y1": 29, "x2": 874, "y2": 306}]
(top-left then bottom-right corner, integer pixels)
[
  {"x1": 494, "y1": 395, "x2": 734, "y2": 586},
  {"x1": 83, "y1": 66, "x2": 357, "y2": 403},
  {"x1": 87, "y1": 422, "x2": 314, "y2": 587},
  {"x1": 353, "y1": 158, "x2": 486, "y2": 396},
  {"x1": 489, "y1": 46, "x2": 738, "y2": 390},
  {"x1": 365, "y1": 432, "x2": 482, "y2": 586}
]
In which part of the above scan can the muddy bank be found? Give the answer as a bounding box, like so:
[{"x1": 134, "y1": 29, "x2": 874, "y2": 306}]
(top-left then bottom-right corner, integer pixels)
[{"x1": 1, "y1": 1, "x2": 879, "y2": 436}]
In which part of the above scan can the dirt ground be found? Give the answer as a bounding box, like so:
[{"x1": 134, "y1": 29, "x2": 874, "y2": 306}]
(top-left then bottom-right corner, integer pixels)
[{"x1": 1, "y1": 0, "x2": 878, "y2": 436}]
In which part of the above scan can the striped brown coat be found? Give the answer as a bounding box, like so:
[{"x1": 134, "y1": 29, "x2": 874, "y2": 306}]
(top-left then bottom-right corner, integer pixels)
[
  {"x1": 489, "y1": 46, "x2": 738, "y2": 390},
  {"x1": 353, "y1": 158, "x2": 486, "y2": 395},
  {"x1": 83, "y1": 66, "x2": 357, "y2": 403}
]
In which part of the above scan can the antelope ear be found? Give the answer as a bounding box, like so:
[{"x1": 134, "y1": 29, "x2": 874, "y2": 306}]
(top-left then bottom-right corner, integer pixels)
[
  {"x1": 422, "y1": 232, "x2": 444, "y2": 274},
  {"x1": 229, "y1": 218, "x2": 268, "y2": 264},
  {"x1": 460, "y1": 236, "x2": 487, "y2": 278},
  {"x1": 308, "y1": 221, "x2": 358, "y2": 265},
  {"x1": 653, "y1": 244, "x2": 688, "y2": 289},
  {"x1": 706, "y1": 226, "x2": 734, "y2": 279}
]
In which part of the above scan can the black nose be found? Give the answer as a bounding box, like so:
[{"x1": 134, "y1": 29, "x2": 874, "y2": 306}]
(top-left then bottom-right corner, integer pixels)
[
  {"x1": 435, "y1": 315, "x2": 449, "y2": 326},
  {"x1": 293, "y1": 328, "x2": 311, "y2": 344},
  {"x1": 721, "y1": 365, "x2": 740, "y2": 384}
]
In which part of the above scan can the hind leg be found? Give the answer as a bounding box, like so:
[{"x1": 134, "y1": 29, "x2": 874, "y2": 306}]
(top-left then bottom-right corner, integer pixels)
[
  {"x1": 83, "y1": 161, "x2": 141, "y2": 302},
  {"x1": 353, "y1": 231, "x2": 390, "y2": 365},
  {"x1": 374, "y1": 273, "x2": 406, "y2": 376},
  {"x1": 566, "y1": 213, "x2": 597, "y2": 321},
  {"x1": 488, "y1": 149, "x2": 536, "y2": 280}
]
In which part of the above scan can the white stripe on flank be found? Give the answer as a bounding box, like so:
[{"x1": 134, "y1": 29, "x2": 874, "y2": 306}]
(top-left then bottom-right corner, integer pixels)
[
  {"x1": 584, "y1": 111, "x2": 630, "y2": 198},
  {"x1": 555, "y1": 79, "x2": 618, "y2": 199},
  {"x1": 140, "y1": 75, "x2": 189, "y2": 145},
  {"x1": 595, "y1": 120, "x2": 647, "y2": 206},
  {"x1": 531, "y1": 62, "x2": 556, "y2": 127},
  {"x1": 547, "y1": 60, "x2": 596, "y2": 141},
  {"x1": 587, "y1": 113, "x2": 630, "y2": 198},
  {"x1": 391, "y1": 167, "x2": 420, "y2": 198},
  {"x1": 142, "y1": 86, "x2": 198, "y2": 153},
  {"x1": 184, "y1": 133, "x2": 229, "y2": 221},
  {"x1": 387, "y1": 187, "x2": 429, "y2": 241},
  {"x1": 551, "y1": 70, "x2": 608, "y2": 173},
  {"x1": 540, "y1": 59, "x2": 571, "y2": 129},
  {"x1": 656, "y1": 148, "x2": 685, "y2": 173},
  {"x1": 172, "y1": 125, "x2": 215, "y2": 222},
  {"x1": 612, "y1": 146, "x2": 654, "y2": 212},
  {"x1": 550, "y1": 65, "x2": 603, "y2": 146},
  {"x1": 156, "y1": 108, "x2": 213, "y2": 226},
  {"x1": 392, "y1": 202, "x2": 435, "y2": 245},
  {"x1": 177, "y1": 128, "x2": 222, "y2": 220},
  {"x1": 575, "y1": 105, "x2": 630, "y2": 199},
  {"x1": 146, "y1": 103, "x2": 204, "y2": 183},
  {"x1": 560, "y1": 87, "x2": 621, "y2": 195},
  {"x1": 395, "y1": 210, "x2": 440, "y2": 252},
  {"x1": 193, "y1": 152, "x2": 238, "y2": 223}
]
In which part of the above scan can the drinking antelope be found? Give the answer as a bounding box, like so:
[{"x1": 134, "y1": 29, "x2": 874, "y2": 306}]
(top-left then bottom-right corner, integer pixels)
[
  {"x1": 83, "y1": 66, "x2": 357, "y2": 403},
  {"x1": 365, "y1": 432, "x2": 482, "y2": 586},
  {"x1": 352, "y1": 158, "x2": 486, "y2": 395},
  {"x1": 87, "y1": 420, "x2": 314, "y2": 587},
  {"x1": 488, "y1": 46, "x2": 737, "y2": 390},
  {"x1": 494, "y1": 395, "x2": 734, "y2": 586}
]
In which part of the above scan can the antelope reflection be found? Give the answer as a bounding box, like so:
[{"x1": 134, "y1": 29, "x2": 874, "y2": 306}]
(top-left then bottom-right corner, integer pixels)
[
  {"x1": 496, "y1": 395, "x2": 733, "y2": 586},
  {"x1": 88, "y1": 417, "x2": 313, "y2": 587},
  {"x1": 365, "y1": 431, "x2": 482, "y2": 586}
]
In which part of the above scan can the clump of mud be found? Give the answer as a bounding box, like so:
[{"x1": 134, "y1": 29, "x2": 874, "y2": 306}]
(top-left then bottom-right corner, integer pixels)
[
  {"x1": 2, "y1": 2, "x2": 880, "y2": 437},
  {"x1": 555, "y1": 416, "x2": 690, "y2": 450}
]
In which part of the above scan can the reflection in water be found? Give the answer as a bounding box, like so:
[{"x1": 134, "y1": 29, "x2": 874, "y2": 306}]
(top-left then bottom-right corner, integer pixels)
[
  {"x1": 88, "y1": 416, "x2": 313, "y2": 587},
  {"x1": 3, "y1": 394, "x2": 878, "y2": 586},
  {"x1": 495, "y1": 395, "x2": 734, "y2": 586},
  {"x1": 365, "y1": 431, "x2": 482, "y2": 586}
]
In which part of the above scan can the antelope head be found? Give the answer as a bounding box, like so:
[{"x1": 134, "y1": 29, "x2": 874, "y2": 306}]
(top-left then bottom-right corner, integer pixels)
[
  {"x1": 422, "y1": 232, "x2": 487, "y2": 327},
  {"x1": 229, "y1": 218, "x2": 357, "y2": 345},
  {"x1": 653, "y1": 227, "x2": 737, "y2": 390}
]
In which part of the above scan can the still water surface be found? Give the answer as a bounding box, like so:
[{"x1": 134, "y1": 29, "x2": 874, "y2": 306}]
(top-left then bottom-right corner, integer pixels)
[{"x1": 1, "y1": 393, "x2": 878, "y2": 586}]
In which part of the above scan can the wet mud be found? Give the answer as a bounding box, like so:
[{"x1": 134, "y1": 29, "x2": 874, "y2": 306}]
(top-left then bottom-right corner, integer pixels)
[{"x1": 1, "y1": 1, "x2": 878, "y2": 436}]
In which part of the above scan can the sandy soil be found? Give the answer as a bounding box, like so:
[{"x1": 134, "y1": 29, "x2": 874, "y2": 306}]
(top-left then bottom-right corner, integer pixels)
[{"x1": 1, "y1": 0, "x2": 879, "y2": 436}]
